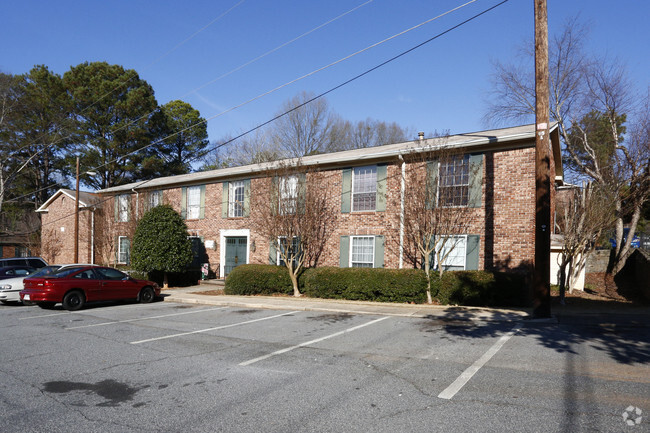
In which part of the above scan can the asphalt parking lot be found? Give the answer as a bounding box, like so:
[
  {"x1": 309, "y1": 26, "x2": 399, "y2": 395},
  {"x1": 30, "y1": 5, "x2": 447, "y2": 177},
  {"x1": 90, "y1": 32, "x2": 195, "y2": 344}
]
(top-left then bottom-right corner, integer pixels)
[{"x1": 1, "y1": 299, "x2": 648, "y2": 432}]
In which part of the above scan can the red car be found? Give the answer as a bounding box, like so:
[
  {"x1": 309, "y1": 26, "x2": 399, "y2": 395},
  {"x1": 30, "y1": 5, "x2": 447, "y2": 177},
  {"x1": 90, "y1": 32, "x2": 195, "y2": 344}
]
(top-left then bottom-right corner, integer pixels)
[{"x1": 20, "y1": 266, "x2": 160, "y2": 311}]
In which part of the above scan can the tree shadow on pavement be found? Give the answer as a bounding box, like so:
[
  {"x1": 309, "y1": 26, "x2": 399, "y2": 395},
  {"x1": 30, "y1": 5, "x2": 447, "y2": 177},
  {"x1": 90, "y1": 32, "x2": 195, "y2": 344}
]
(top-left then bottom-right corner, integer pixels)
[{"x1": 430, "y1": 303, "x2": 650, "y2": 365}]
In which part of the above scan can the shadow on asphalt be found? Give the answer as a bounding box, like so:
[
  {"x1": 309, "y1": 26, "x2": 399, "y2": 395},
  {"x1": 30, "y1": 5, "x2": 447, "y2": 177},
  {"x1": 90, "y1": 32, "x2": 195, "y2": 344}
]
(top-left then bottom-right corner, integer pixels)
[{"x1": 435, "y1": 303, "x2": 650, "y2": 366}]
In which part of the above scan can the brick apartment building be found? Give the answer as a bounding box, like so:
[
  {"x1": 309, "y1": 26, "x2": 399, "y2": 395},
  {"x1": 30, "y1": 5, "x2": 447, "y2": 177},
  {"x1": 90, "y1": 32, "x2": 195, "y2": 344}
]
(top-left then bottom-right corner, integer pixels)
[{"x1": 37, "y1": 124, "x2": 562, "y2": 281}]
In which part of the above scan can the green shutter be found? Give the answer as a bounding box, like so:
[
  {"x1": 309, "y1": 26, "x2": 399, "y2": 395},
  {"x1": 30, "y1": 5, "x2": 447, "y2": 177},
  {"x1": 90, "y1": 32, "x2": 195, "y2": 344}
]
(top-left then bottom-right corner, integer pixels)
[
  {"x1": 469, "y1": 153, "x2": 483, "y2": 208},
  {"x1": 114, "y1": 196, "x2": 119, "y2": 221},
  {"x1": 341, "y1": 169, "x2": 352, "y2": 213},
  {"x1": 269, "y1": 239, "x2": 277, "y2": 265},
  {"x1": 298, "y1": 173, "x2": 306, "y2": 214},
  {"x1": 126, "y1": 195, "x2": 131, "y2": 222},
  {"x1": 374, "y1": 235, "x2": 385, "y2": 268},
  {"x1": 376, "y1": 164, "x2": 387, "y2": 212},
  {"x1": 199, "y1": 185, "x2": 206, "y2": 219},
  {"x1": 221, "y1": 182, "x2": 229, "y2": 218},
  {"x1": 271, "y1": 176, "x2": 279, "y2": 216},
  {"x1": 426, "y1": 161, "x2": 439, "y2": 209},
  {"x1": 243, "y1": 179, "x2": 251, "y2": 217},
  {"x1": 181, "y1": 187, "x2": 187, "y2": 219},
  {"x1": 339, "y1": 236, "x2": 350, "y2": 267},
  {"x1": 466, "y1": 235, "x2": 480, "y2": 270},
  {"x1": 114, "y1": 235, "x2": 119, "y2": 265}
]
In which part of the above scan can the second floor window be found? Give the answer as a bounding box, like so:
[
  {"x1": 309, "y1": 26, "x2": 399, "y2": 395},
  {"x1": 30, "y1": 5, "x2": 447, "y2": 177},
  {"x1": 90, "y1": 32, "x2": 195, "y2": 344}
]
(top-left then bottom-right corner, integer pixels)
[
  {"x1": 279, "y1": 175, "x2": 298, "y2": 215},
  {"x1": 187, "y1": 186, "x2": 201, "y2": 219},
  {"x1": 439, "y1": 155, "x2": 470, "y2": 207},
  {"x1": 117, "y1": 194, "x2": 130, "y2": 222},
  {"x1": 148, "y1": 190, "x2": 162, "y2": 209},
  {"x1": 229, "y1": 181, "x2": 245, "y2": 217},
  {"x1": 352, "y1": 166, "x2": 377, "y2": 211}
]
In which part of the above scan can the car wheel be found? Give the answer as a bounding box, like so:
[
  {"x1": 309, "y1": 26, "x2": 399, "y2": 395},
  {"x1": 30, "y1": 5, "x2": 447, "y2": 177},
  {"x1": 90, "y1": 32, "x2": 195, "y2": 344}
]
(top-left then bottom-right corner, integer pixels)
[
  {"x1": 37, "y1": 302, "x2": 56, "y2": 309},
  {"x1": 62, "y1": 291, "x2": 85, "y2": 311},
  {"x1": 139, "y1": 287, "x2": 155, "y2": 303}
]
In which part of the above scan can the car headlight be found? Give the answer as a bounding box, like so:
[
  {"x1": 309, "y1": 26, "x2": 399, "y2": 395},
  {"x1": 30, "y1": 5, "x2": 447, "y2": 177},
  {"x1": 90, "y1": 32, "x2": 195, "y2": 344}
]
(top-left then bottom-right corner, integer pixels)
[{"x1": 0, "y1": 284, "x2": 11, "y2": 290}]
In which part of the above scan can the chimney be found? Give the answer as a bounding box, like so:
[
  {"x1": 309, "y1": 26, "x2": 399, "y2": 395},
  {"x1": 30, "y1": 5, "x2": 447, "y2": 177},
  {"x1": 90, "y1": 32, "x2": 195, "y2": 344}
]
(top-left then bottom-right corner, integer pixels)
[{"x1": 418, "y1": 132, "x2": 424, "y2": 141}]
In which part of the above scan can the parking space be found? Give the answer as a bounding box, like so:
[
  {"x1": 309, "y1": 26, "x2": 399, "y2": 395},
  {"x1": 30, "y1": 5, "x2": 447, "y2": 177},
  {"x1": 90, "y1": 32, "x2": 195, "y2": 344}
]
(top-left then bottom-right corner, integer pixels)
[{"x1": 1, "y1": 301, "x2": 648, "y2": 432}]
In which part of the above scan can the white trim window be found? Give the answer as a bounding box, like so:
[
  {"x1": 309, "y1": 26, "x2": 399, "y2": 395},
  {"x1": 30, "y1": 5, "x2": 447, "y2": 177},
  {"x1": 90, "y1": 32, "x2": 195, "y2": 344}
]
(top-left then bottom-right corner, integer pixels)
[
  {"x1": 350, "y1": 236, "x2": 374, "y2": 268},
  {"x1": 117, "y1": 194, "x2": 130, "y2": 222},
  {"x1": 279, "y1": 175, "x2": 298, "y2": 215},
  {"x1": 352, "y1": 166, "x2": 377, "y2": 211},
  {"x1": 229, "y1": 181, "x2": 245, "y2": 217},
  {"x1": 435, "y1": 235, "x2": 467, "y2": 269},
  {"x1": 439, "y1": 155, "x2": 470, "y2": 207},
  {"x1": 148, "y1": 190, "x2": 162, "y2": 209},
  {"x1": 187, "y1": 186, "x2": 201, "y2": 219},
  {"x1": 118, "y1": 236, "x2": 131, "y2": 265},
  {"x1": 276, "y1": 236, "x2": 300, "y2": 268}
]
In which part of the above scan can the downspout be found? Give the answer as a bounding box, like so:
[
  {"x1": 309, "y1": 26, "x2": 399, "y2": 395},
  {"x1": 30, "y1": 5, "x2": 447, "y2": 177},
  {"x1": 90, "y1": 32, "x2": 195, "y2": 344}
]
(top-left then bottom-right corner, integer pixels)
[
  {"x1": 91, "y1": 207, "x2": 95, "y2": 264},
  {"x1": 131, "y1": 188, "x2": 139, "y2": 220},
  {"x1": 399, "y1": 153, "x2": 405, "y2": 269}
]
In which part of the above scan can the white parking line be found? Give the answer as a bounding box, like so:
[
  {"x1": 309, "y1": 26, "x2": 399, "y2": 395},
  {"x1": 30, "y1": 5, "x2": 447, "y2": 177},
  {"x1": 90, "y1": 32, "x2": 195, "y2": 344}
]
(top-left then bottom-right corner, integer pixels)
[
  {"x1": 239, "y1": 316, "x2": 390, "y2": 366},
  {"x1": 19, "y1": 312, "x2": 70, "y2": 320},
  {"x1": 131, "y1": 311, "x2": 299, "y2": 344},
  {"x1": 437, "y1": 323, "x2": 522, "y2": 400},
  {"x1": 65, "y1": 307, "x2": 227, "y2": 329}
]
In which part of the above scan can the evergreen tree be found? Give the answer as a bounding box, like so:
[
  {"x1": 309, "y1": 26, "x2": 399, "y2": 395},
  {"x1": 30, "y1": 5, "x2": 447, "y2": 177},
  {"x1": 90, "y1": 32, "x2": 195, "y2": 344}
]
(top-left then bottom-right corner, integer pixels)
[{"x1": 131, "y1": 205, "x2": 193, "y2": 289}]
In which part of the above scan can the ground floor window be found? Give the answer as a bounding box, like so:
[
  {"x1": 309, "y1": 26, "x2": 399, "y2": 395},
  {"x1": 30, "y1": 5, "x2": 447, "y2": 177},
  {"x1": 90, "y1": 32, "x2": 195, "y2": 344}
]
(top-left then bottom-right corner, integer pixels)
[
  {"x1": 276, "y1": 236, "x2": 300, "y2": 268},
  {"x1": 118, "y1": 236, "x2": 130, "y2": 264},
  {"x1": 435, "y1": 235, "x2": 467, "y2": 269},
  {"x1": 351, "y1": 236, "x2": 375, "y2": 268}
]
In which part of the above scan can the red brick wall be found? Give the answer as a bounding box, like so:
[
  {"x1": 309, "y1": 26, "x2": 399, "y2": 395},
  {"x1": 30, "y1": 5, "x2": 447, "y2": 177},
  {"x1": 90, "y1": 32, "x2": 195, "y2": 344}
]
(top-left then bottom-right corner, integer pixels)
[{"x1": 57, "y1": 143, "x2": 541, "y2": 276}]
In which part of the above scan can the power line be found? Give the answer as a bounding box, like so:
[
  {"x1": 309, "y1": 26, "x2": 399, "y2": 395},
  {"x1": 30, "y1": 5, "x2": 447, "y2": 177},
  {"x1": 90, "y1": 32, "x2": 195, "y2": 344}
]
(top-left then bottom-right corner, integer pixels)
[
  {"x1": 3, "y1": 0, "x2": 375, "y2": 200},
  {"x1": 6, "y1": 0, "x2": 505, "y2": 205}
]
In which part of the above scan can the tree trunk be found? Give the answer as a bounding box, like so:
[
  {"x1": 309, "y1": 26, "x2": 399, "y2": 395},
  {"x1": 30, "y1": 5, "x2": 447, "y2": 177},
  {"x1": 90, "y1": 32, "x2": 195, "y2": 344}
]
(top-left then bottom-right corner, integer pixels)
[
  {"x1": 289, "y1": 271, "x2": 301, "y2": 297},
  {"x1": 163, "y1": 272, "x2": 169, "y2": 290}
]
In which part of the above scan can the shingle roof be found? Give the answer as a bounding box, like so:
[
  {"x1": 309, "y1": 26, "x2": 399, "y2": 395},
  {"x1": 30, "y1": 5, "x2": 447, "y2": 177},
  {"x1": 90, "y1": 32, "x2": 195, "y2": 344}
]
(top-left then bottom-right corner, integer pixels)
[{"x1": 97, "y1": 123, "x2": 559, "y2": 194}]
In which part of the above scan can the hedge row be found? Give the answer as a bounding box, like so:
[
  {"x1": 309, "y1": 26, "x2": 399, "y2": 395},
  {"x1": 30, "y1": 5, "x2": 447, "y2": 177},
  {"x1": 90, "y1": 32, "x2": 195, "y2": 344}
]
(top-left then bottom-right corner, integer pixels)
[{"x1": 225, "y1": 265, "x2": 528, "y2": 307}]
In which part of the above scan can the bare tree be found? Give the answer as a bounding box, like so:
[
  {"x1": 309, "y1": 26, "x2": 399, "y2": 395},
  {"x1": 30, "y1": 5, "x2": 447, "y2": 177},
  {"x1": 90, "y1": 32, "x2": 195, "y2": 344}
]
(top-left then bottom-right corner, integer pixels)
[
  {"x1": 40, "y1": 227, "x2": 63, "y2": 264},
  {"x1": 485, "y1": 17, "x2": 649, "y2": 274},
  {"x1": 401, "y1": 142, "x2": 480, "y2": 304},
  {"x1": 252, "y1": 161, "x2": 338, "y2": 296},
  {"x1": 555, "y1": 183, "x2": 615, "y2": 303},
  {"x1": 269, "y1": 91, "x2": 338, "y2": 157}
]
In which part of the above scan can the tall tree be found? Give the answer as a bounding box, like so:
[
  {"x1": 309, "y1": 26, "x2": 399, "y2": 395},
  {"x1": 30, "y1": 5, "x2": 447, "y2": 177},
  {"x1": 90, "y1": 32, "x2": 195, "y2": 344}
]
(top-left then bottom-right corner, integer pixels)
[
  {"x1": 143, "y1": 100, "x2": 209, "y2": 176},
  {"x1": 270, "y1": 91, "x2": 337, "y2": 157},
  {"x1": 485, "y1": 17, "x2": 649, "y2": 274},
  {"x1": 63, "y1": 62, "x2": 160, "y2": 190}
]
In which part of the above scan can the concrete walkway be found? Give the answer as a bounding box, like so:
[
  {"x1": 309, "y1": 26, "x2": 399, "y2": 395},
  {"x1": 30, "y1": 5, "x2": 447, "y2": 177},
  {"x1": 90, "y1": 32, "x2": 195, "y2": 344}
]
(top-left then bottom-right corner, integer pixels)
[{"x1": 161, "y1": 284, "x2": 531, "y2": 322}]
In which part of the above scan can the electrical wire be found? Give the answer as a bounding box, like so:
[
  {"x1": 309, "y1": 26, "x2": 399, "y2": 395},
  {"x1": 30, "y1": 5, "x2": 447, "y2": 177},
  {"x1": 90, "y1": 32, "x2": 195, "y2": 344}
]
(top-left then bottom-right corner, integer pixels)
[{"x1": 6, "y1": 0, "x2": 507, "y2": 207}]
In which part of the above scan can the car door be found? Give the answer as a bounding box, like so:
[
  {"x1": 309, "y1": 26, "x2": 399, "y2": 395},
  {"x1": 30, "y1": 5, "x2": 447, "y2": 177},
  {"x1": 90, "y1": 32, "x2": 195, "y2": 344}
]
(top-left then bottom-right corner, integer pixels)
[
  {"x1": 95, "y1": 267, "x2": 138, "y2": 301},
  {"x1": 70, "y1": 268, "x2": 103, "y2": 301}
]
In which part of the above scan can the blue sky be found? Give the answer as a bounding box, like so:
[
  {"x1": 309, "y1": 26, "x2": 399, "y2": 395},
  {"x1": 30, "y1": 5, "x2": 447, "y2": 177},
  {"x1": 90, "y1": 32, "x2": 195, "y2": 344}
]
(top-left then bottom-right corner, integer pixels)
[{"x1": 2, "y1": 0, "x2": 648, "y2": 146}]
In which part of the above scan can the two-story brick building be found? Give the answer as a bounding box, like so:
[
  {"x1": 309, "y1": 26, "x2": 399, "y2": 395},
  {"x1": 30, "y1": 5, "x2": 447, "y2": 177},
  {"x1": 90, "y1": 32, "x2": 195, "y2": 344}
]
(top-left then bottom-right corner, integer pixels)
[{"x1": 37, "y1": 124, "x2": 562, "y2": 281}]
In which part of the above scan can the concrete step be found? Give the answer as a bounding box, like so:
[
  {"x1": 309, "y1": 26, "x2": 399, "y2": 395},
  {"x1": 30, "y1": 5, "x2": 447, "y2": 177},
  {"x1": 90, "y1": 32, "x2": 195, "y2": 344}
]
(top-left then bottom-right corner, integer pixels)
[{"x1": 199, "y1": 279, "x2": 225, "y2": 287}]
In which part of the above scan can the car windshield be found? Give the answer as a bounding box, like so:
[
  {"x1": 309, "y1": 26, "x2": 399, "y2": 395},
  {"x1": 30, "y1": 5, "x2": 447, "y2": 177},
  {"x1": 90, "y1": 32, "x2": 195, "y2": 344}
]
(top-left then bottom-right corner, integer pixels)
[{"x1": 29, "y1": 265, "x2": 61, "y2": 278}]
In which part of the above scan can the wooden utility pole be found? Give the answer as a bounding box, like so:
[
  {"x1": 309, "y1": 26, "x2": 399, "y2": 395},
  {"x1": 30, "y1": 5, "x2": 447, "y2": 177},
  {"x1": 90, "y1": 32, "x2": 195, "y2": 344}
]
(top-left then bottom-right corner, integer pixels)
[
  {"x1": 74, "y1": 156, "x2": 80, "y2": 264},
  {"x1": 533, "y1": 0, "x2": 551, "y2": 317}
]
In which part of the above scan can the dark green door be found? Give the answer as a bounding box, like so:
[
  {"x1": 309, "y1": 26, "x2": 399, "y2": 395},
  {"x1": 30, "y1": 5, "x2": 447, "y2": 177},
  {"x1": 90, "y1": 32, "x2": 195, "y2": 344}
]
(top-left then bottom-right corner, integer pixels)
[{"x1": 224, "y1": 237, "x2": 247, "y2": 276}]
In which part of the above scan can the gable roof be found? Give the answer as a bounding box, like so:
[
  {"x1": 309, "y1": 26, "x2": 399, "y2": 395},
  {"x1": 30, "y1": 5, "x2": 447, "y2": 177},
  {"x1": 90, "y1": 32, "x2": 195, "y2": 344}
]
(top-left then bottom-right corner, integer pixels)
[
  {"x1": 97, "y1": 123, "x2": 562, "y2": 194},
  {"x1": 36, "y1": 189, "x2": 101, "y2": 213}
]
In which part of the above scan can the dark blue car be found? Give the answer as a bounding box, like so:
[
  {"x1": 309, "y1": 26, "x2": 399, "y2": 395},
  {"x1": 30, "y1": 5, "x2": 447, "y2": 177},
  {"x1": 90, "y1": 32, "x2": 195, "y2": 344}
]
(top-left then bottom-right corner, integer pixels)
[{"x1": 609, "y1": 228, "x2": 641, "y2": 248}]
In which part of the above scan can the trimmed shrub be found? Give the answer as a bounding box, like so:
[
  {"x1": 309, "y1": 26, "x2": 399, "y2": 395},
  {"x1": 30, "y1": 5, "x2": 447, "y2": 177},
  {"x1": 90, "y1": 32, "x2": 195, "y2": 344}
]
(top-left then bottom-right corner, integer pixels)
[
  {"x1": 433, "y1": 271, "x2": 527, "y2": 307},
  {"x1": 303, "y1": 267, "x2": 428, "y2": 303},
  {"x1": 225, "y1": 264, "x2": 294, "y2": 296}
]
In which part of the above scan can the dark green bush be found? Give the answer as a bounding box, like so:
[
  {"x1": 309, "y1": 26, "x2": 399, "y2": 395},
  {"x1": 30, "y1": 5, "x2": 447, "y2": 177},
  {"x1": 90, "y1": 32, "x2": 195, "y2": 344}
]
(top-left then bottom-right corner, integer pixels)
[
  {"x1": 225, "y1": 264, "x2": 294, "y2": 295},
  {"x1": 432, "y1": 271, "x2": 527, "y2": 307},
  {"x1": 148, "y1": 269, "x2": 202, "y2": 287},
  {"x1": 303, "y1": 267, "x2": 428, "y2": 303}
]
